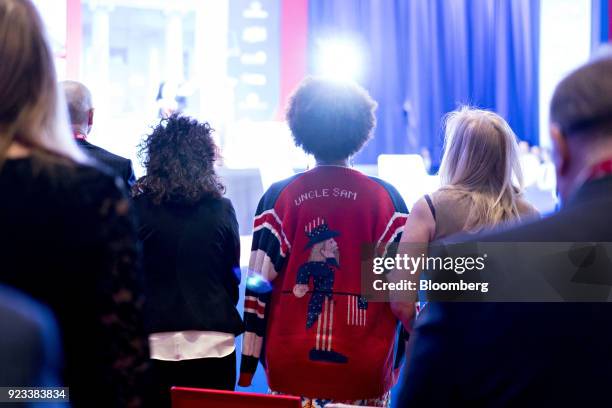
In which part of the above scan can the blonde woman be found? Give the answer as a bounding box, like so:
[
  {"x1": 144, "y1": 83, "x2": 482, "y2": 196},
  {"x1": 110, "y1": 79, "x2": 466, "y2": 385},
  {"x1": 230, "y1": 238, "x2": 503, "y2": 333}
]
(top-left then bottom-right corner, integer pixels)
[
  {"x1": 390, "y1": 107, "x2": 538, "y2": 328},
  {"x1": 0, "y1": 0, "x2": 149, "y2": 406}
]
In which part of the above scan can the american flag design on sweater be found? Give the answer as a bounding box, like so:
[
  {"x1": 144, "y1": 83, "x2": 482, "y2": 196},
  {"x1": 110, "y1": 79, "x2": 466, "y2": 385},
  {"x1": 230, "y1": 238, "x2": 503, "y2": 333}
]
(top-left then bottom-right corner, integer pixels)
[{"x1": 239, "y1": 166, "x2": 408, "y2": 400}]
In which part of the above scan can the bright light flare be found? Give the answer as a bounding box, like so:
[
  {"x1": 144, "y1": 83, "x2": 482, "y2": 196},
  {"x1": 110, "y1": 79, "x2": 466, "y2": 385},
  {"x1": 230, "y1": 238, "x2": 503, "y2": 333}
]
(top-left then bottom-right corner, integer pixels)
[{"x1": 315, "y1": 38, "x2": 363, "y2": 81}]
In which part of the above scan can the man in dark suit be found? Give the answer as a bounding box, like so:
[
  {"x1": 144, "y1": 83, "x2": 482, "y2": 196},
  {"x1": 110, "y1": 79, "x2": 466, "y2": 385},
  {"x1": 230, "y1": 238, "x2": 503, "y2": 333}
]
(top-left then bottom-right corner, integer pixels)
[
  {"x1": 396, "y1": 55, "x2": 612, "y2": 406},
  {"x1": 61, "y1": 80, "x2": 136, "y2": 188},
  {"x1": 0, "y1": 285, "x2": 62, "y2": 389}
]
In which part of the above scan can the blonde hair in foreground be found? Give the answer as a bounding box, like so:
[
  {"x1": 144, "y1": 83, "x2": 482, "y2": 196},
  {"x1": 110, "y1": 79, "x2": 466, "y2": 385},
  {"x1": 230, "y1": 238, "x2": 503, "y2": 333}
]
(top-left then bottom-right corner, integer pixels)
[
  {"x1": 0, "y1": 0, "x2": 84, "y2": 165},
  {"x1": 438, "y1": 107, "x2": 525, "y2": 231}
]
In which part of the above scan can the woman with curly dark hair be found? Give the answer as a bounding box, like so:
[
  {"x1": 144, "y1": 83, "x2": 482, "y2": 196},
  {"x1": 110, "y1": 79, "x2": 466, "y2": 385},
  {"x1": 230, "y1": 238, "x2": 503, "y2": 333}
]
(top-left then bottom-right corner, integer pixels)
[
  {"x1": 133, "y1": 114, "x2": 243, "y2": 406},
  {"x1": 239, "y1": 78, "x2": 409, "y2": 407}
]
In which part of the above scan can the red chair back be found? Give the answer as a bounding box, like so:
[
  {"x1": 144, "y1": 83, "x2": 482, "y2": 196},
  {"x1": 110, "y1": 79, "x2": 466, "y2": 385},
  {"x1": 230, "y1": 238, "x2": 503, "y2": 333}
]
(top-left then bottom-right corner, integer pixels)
[{"x1": 171, "y1": 387, "x2": 302, "y2": 408}]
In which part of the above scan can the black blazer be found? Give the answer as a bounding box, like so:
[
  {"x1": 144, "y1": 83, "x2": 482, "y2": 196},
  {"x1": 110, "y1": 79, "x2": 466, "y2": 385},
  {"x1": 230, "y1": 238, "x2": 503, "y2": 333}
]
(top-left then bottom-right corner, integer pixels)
[
  {"x1": 77, "y1": 139, "x2": 136, "y2": 188},
  {"x1": 396, "y1": 176, "x2": 612, "y2": 407},
  {"x1": 134, "y1": 195, "x2": 244, "y2": 336}
]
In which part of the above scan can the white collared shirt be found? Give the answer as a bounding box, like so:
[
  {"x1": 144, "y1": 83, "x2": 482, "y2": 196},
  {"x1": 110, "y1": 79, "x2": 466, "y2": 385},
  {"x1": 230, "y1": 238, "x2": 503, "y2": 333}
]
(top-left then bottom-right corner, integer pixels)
[{"x1": 149, "y1": 331, "x2": 235, "y2": 361}]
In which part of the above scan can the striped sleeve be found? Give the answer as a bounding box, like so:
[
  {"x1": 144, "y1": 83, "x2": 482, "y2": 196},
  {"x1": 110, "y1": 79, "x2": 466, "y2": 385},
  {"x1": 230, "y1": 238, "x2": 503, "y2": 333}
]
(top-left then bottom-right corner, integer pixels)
[
  {"x1": 370, "y1": 177, "x2": 409, "y2": 254},
  {"x1": 369, "y1": 177, "x2": 410, "y2": 374},
  {"x1": 238, "y1": 184, "x2": 291, "y2": 386},
  {"x1": 378, "y1": 211, "x2": 410, "y2": 248}
]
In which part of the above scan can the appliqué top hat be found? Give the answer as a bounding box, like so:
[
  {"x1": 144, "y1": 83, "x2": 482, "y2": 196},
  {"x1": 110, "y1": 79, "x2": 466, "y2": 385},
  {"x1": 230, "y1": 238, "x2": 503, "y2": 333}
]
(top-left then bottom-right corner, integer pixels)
[{"x1": 304, "y1": 217, "x2": 340, "y2": 249}]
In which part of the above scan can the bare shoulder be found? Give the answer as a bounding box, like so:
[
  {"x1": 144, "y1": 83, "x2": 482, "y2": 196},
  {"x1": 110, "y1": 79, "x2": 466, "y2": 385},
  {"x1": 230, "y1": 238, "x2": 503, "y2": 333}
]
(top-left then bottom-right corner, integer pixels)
[
  {"x1": 517, "y1": 198, "x2": 541, "y2": 219},
  {"x1": 401, "y1": 197, "x2": 436, "y2": 242},
  {"x1": 411, "y1": 196, "x2": 436, "y2": 221}
]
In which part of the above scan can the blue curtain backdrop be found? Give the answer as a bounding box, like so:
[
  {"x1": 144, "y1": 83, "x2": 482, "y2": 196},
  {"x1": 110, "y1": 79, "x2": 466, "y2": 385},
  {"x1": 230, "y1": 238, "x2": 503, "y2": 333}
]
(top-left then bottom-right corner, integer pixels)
[
  {"x1": 592, "y1": 0, "x2": 610, "y2": 48},
  {"x1": 308, "y1": 0, "x2": 540, "y2": 166}
]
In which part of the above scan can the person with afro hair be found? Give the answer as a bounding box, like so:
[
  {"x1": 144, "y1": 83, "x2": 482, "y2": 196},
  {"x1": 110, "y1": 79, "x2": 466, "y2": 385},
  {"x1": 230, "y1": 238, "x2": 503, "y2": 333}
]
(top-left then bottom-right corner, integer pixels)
[
  {"x1": 240, "y1": 78, "x2": 409, "y2": 407},
  {"x1": 287, "y1": 77, "x2": 376, "y2": 165}
]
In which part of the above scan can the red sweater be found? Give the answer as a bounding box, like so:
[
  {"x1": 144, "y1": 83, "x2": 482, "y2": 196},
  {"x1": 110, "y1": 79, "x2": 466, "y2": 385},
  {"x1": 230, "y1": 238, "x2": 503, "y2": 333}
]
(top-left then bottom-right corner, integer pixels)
[{"x1": 239, "y1": 166, "x2": 408, "y2": 400}]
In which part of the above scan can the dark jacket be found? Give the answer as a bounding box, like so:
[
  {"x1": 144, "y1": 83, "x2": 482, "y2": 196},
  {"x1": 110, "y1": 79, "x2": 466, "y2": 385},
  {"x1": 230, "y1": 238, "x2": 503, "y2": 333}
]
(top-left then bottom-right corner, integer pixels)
[
  {"x1": 0, "y1": 157, "x2": 150, "y2": 407},
  {"x1": 77, "y1": 139, "x2": 136, "y2": 188},
  {"x1": 134, "y1": 195, "x2": 244, "y2": 336},
  {"x1": 396, "y1": 176, "x2": 612, "y2": 407},
  {"x1": 0, "y1": 285, "x2": 61, "y2": 389}
]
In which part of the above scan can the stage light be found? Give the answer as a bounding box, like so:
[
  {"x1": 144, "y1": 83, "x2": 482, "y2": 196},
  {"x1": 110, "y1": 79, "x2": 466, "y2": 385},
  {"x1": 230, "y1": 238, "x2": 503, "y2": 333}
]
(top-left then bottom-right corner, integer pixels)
[{"x1": 315, "y1": 38, "x2": 363, "y2": 81}]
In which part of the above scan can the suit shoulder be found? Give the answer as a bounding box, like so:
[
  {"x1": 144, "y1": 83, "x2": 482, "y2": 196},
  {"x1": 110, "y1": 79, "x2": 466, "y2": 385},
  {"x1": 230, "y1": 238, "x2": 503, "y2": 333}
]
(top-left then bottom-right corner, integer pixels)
[
  {"x1": 80, "y1": 141, "x2": 130, "y2": 166},
  {"x1": 476, "y1": 210, "x2": 576, "y2": 243},
  {"x1": 94, "y1": 145, "x2": 131, "y2": 165}
]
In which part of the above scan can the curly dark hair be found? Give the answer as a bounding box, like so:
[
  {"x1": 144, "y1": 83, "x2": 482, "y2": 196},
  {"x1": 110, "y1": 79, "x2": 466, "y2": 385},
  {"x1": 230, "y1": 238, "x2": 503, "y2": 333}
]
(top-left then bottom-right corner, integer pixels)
[
  {"x1": 133, "y1": 114, "x2": 224, "y2": 205},
  {"x1": 286, "y1": 77, "x2": 377, "y2": 162}
]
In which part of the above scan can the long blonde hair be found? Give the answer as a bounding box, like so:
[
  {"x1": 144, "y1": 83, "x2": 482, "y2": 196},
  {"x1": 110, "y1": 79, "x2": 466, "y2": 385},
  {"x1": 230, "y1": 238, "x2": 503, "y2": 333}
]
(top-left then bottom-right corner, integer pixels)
[
  {"x1": 0, "y1": 0, "x2": 85, "y2": 166},
  {"x1": 438, "y1": 107, "x2": 524, "y2": 231}
]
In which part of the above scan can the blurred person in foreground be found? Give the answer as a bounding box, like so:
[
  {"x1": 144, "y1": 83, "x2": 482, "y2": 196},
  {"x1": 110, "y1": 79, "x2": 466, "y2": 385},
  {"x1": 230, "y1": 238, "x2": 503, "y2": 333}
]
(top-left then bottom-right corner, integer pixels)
[
  {"x1": 239, "y1": 77, "x2": 409, "y2": 407},
  {"x1": 390, "y1": 108, "x2": 538, "y2": 329},
  {"x1": 133, "y1": 114, "x2": 243, "y2": 407},
  {"x1": 0, "y1": 285, "x2": 61, "y2": 391},
  {"x1": 0, "y1": 0, "x2": 149, "y2": 406},
  {"x1": 395, "y1": 54, "x2": 612, "y2": 406},
  {"x1": 61, "y1": 80, "x2": 136, "y2": 188}
]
